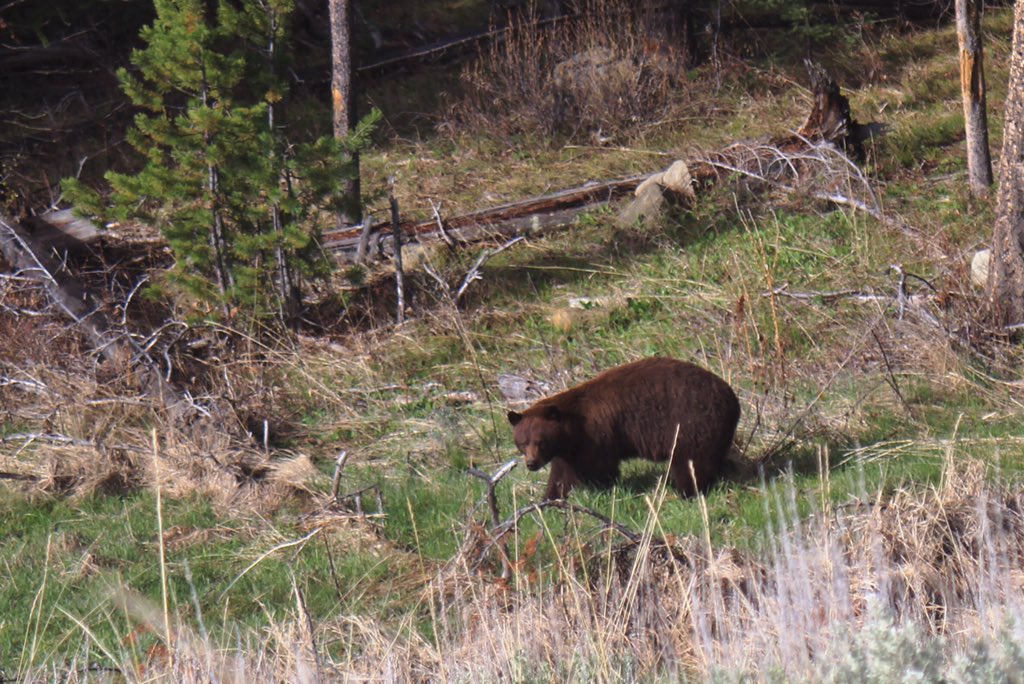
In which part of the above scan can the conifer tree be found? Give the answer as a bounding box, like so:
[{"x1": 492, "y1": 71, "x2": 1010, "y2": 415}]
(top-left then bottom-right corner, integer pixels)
[{"x1": 65, "y1": 0, "x2": 378, "y2": 325}]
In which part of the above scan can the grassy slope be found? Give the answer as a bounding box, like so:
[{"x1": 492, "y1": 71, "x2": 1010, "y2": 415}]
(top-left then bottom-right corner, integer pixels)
[{"x1": 3, "y1": 7, "x2": 1024, "y2": 677}]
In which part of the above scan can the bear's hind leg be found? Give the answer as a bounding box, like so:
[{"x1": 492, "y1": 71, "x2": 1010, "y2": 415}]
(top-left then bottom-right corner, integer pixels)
[
  {"x1": 544, "y1": 459, "x2": 582, "y2": 501},
  {"x1": 669, "y1": 457, "x2": 707, "y2": 498}
]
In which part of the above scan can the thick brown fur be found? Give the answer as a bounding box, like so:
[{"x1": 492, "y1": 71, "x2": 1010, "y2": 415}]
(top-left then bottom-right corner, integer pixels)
[{"x1": 507, "y1": 357, "x2": 740, "y2": 501}]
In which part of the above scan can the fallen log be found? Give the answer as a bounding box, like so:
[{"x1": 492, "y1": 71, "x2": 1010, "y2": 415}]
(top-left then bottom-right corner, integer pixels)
[{"x1": 322, "y1": 174, "x2": 648, "y2": 261}]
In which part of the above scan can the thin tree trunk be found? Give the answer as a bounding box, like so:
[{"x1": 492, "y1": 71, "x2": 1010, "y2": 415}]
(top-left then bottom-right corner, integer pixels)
[
  {"x1": 986, "y1": 1, "x2": 1024, "y2": 328},
  {"x1": 200, "y1": 73, "x2": 232, "y2": 309},
  {"x1": 329, "y1": 0, "x2": 362, "y2": 229},
  {"x1": 390, "y1": 180, "x2": 405, "y2": 324},
  {"x1": 207, "y1": 164, "x2": 231, "y2": 296},
  {"x1": 956, "y1": 0, "x2": 993, "y2": 195},
  {"x1": 266, "y1": 5, "x2": 299, "y2": 325}
]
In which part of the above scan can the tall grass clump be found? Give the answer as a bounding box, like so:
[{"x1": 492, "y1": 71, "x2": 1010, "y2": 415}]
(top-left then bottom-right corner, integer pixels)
[{"x1": 454, "y1": 0, "x2": 686, "y2": 143}]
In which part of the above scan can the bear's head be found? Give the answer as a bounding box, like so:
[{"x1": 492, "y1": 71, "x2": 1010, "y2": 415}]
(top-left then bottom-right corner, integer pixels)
[{"x1": 507, "y1": 404, "x2": 569, "y2": 471}]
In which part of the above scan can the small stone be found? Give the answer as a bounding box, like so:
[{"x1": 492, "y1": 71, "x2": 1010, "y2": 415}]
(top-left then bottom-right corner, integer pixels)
[{"x1": 971, "y1": 249, "x2": 991, "y2": 288}]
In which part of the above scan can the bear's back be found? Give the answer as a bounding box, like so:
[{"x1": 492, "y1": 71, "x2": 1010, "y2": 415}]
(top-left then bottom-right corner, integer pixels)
[{"x1": 558, "y1": 357, "x2": 739, "y2": 462}]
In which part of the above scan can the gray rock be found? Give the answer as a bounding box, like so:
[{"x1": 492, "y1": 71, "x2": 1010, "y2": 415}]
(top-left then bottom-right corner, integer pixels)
[{"x1": 971, "y1": 249, "x2": 991, "y2": 288}]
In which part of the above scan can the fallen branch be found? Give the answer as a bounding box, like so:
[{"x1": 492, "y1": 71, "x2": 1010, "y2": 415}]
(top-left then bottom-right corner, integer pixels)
[
  {"x1": 429, "y1": 198, "x2": 456, "y2": 249},
  {"x1": 467, "y1": 459, "x2": 518, "y2": 529},
  {"x1": 321, "y1": 175, "x2": 647, "y2": 261},
  {"x1": 473, "y1": 499, "x2": 643, "y2": 572},
  {"x1": 330, "y1": 450, "x2": 349, "y2": 502},
  {"x1": 0, "y1": 213, "x2": 188, "y2": 409},
  {"x1": 327, "y1": 449, "x2": 384, "y2": 515},
  {"x1": 0, "y1": 471, "x2": 38, "y2": 481},
  {"x1": 468, "y1": 459, "x2": 518, "y2": 579},
  {"x1": 0, "y1": 213, "x2": 121, "y2": 363},
  {"x1": 764, "y1": 284, "x2": 891, "y2": 304},
  {"x1": 455, "y1": 236, "x2": 524, "y2": 303}
]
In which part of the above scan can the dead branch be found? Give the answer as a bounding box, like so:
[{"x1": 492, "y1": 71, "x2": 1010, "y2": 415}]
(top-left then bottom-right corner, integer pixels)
[
  {"x1": 421, "y1": 258, "x2": 452, "y2": 298},
  {"x1": 1, "y1": 431, "x2": 98, "y2": 448},
  {"x1": 0, "y1": 471, "x2": 38, "y2": 481},
  {"x1": 322, "y1": 175, "x2": 647, "y2": 260},
  {"x1": 330, "y1": 450, "x2": 349, "y2": 502},
  {"x1": 871, "y1": 329, "x2": 913, "y2": 416},
  {"x1": 0, "y1": 213, "x2": 189, "y2": 410},
  {"x1": 0, "y1": 213, "x2": 120, "y2": 363},
  {"x1": 455, "y1": 236, "x2": 524, "y2": 303},
  {"x1": 0, "y1": 372, "x2": 50, "y2": 395},
  {"x1": 429, "y1": 198, "x2": 456, "y2": 249},
  {"x1": 467, "y1": 459, "x2": 518, "y2": 528},
  {"x1": 327, "y1": 449, "x2": 384, "y2": 515},
  {"x1": 473, "y1": 499, "x2": 643, "y2": 572},
  {"x1": 468, "y1": 459, "x2": 518, "y2": 579},
  {"x1": 764, "y1": 284, "x2": 891, "y2": 304}
]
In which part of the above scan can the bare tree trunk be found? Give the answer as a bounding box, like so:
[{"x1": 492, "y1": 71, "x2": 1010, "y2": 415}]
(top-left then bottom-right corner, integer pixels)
[
  {"x1": 200, "y1": 76, "x2": 232, "y2": 312},
  {"x1": 328, "y1": 0, "x2": 362, "y2": 229},
  {"x1": 956, "y1": 0, "x2": 994, "y2": 196},
  {"x1": 986, "y1": 1, "x2": 1024, "y2": 328},
  {"x1": 266, "y1": 5, "x2": 299, "y2": 326},
  {"x1": 390, "y1": 180, "x2": 405, "y2": 324}
]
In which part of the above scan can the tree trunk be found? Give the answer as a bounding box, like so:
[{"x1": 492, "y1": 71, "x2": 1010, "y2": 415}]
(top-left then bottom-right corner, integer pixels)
[
  {"x1": 328, "y1": 0, "x2": 362, "y2": 228},
  {"x1": 956, "y1": 0, "x2": 994, "y2": 196},
  {"x1": 267, "y1": 5, "x2": 299, "y2": 326},
  {"x1": 201, "y1": 79, "x2": 232, "y2": 309},
  {"x1": 390, "y1": 180, "x2": 405, "y2": 325},
  {"x1": 986, "y1": 1, "x2": 1024, "y2": 328}
]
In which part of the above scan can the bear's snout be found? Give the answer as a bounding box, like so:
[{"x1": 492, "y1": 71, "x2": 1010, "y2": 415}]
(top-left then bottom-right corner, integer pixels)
[{"x1": 522, "y1": 448, "x2": 547, "y2": 471}]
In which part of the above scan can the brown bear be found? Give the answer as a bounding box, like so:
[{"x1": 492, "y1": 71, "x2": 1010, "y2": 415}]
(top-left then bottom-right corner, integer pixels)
[{"x1": 507, "y1": 356, "x2": 740, "y2": 501}]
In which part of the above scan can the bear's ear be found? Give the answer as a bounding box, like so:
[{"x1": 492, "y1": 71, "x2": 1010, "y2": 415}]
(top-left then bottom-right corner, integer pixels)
[
  {"x1": 541, "y1": 404, "x2": 561, "y2": 421},
  {"x1": 507, "y1": 411, "x2": 523, "y2": 426}
]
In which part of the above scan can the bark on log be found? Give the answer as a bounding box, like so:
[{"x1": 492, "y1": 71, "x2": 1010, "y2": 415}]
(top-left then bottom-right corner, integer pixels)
[{"x1": 322, "y1": 174, "x2": 648, "y2": 261}]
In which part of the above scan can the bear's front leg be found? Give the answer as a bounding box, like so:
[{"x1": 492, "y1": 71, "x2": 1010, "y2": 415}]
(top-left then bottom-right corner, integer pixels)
[{"x1": 544, "y1": 458, "x2": 582, "y2": 501}]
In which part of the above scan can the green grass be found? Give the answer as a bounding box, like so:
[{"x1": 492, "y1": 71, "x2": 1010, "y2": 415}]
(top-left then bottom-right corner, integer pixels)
[{"x1": 0, "y1": 489, "x2": 412, "y2": 670}]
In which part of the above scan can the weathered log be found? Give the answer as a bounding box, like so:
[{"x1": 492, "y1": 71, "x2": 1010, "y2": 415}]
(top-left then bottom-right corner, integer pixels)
[
  {"x1": 795, "y1": 59, "x2": 885, "y2": 161},
  {"x1": 21, "y1": 208, "x2": 102, "y2": 252},
  {"x1": 322, "y1": 174, "x2": 648, "y2": 261}
]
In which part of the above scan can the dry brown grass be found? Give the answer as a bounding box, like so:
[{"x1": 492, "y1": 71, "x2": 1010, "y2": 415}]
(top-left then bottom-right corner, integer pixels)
[
  {"x1": 452, "y1": 0, "x2": 691, "y2": 144},
  {"x1": 0, "y1": 278, "x2": 353, "y2": 510}
]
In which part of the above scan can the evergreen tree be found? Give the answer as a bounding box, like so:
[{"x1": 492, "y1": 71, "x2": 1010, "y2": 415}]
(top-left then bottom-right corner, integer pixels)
[{"x1": 65, "y1": 0, "x2": 378, "y2": 325}]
